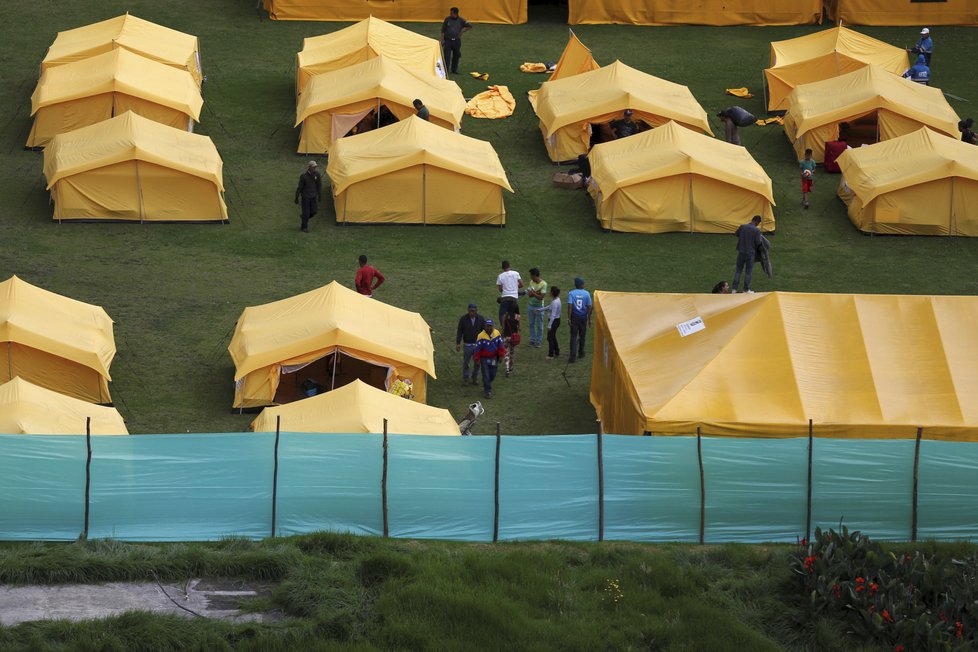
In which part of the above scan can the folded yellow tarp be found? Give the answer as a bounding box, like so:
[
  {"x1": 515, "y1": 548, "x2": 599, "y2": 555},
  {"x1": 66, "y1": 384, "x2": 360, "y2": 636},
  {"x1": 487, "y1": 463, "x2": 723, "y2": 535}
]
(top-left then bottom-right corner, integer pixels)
[
  {"x1": 44, "y1": 111, "x2": 227, "y2": 223},
  {"x1": 520, "y1": 63, "x2": 548, "y2": 73},
  {"x1": 765, "y1": 27, "x2": 908, "y2": 112},
  {"x1": 466, "y1": 85, "x2": 516, "y2": 119},
  {"x1": 783, "y1": 65, "x2": 959, "y2": 162},
  {"x1": 42, "y1": 14, "x2": 202, "y2": 87},
  {"x1": 0, "y1": 276, "x2": 115, "y2": 404},
  {"x1": 838, "y1": 127, "x2": 978, "y2": 236},
  {"x1": 297, "y1": 17, "x2": 444, "y2": 96},
  {"x1": 725, "y1": 87, "x2": 753, "y2": 98},
  {"x1": 587, "y1": 121, "x2": 775, "y2": 234},
  {"x1": 592, "y1": 290, "x2": 978, "y2": 439},
  {"x1": 0, "y1": 377, "x2": 127, "y2": 435},
  {"x1": 252, "y1": 380, "x2": 459, "y2": 435}
]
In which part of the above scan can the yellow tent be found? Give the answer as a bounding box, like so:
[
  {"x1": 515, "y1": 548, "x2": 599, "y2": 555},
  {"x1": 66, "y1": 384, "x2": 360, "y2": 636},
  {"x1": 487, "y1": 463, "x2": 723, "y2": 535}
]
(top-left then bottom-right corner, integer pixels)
[
  {"x1": 569, "y1": 0, "x2": 822, "y2": 25},
  {"x1": 533, "y1": 60, "x2": 713, "y2": 163},
  {"x1": 837, "y1": 127, "x2": 978, "y2": 236},
  {"x1": 295, "y1": 56, "x2": 465, "y2": 154},
  {"x1": 251, "y1": 380, "x2": 459, "y2": 435},
  {"x1": 0, "y1": 377, "x2": 127, "y2": 435},
  {"x1": 765, "y1": 27, "x2": 909, "y2": 112},
  {"x1": 591, "y1": 290, "x2": 978, "y2": 439},
  {"x1": 43, "y1": 112, "x2": 227, "y2": 223},
  {"x1": 229, "y1": 281, "x2": 437, "y2": 409},
  {"x1": 0, "y1": 276, "x2": 115, "y2": 405},
  {"x1": 587, "y1": 121, "x2": 775, "y2": 234},
  {"x1": 263, "y1": 0, "x2": 526, "y2": 24},
  {"x1": 327, "y1": 117, "x2": 512, "y2": 226},
  {"x1": 783, "y1": 65, "x2": 959, "y2": 162},
  {"x1": 28, "y1": 48, "x2": 202, "y2": 149},
  {"x1": 527, "y1": 30, "x2": 599, "y2": 110},
  {"x1": 826, "y1": 0, "x2": 978, "y2": 25},
  {"x1": 297, "y1": 17, "x2": 445, "y2": 96},
  {"x1": 41, "y1": 14, "x2": 202, "y2": 87}
]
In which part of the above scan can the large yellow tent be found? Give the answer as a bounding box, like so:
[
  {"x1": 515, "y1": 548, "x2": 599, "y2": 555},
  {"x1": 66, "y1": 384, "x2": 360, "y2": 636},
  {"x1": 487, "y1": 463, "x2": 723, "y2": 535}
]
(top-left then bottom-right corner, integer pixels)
[
  {"x1": 327, "y1": 117, "x2": 512, "y2": 226},
  {"x1": 591, "y1": 290, "x2": 978, "y2": 439},
  {"x1": 587, "y1": 121, "x2": 775, "y2": 234},
  {"x1": 527, "y1": 31, "x2": 600, "y2": 110},
  {"x1": 783, "y1": 65, "x2": 959, "y2": 162},
  {"x1": 0, "y1": 377, "x2": 127, "y2": 435},
  {"x1": 44, "y1": 112, "x2": 227, "y2": 223},
  {"x1": 27, "y1": 48, "x2": 202, "y2": 149},
  {"x1": 229, "y1": 281, "x2": 436, "y2": 408},
  {"x1": 826, "y1": 0, "x2": 978, "y2": 25},
  {"x1": 251, "y1": 380, "x2": 459, "y2": 435},
  {"x1": 41, "y1": 14, "x2": 202, "y2": 87},
  {"x1": 765, "y1": 27, "x2": 909, "y2": 112},
  {"x1": 297, "y1": 17, "x2": 445, "y2": 96},
  {"x1": 263, "y1": 0, "x2": 526, "y2": 24},
  {"x1": 295, "y1": 56, "x2": 465, "y2": 154},
  {"x1": 533, "y1": 60, "x2": 713, "y2": 163},
  {"x1": 0, "y1": 276, "x2": 115, "y2": 404},
  {"x1": 837, "y1": 127, "x2": 978, "y2": 236},
  {"x1": 569, "y1": 0, "x2": 822, "y2": 25}
]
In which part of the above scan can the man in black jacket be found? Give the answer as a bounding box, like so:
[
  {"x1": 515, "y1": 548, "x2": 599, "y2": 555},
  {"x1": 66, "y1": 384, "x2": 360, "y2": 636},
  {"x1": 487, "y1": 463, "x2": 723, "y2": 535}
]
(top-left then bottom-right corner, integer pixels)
[
  {"x1": 294, "y1": 160, "x2": 322, "y2": 233},
  {"x1": 732, "y1": 215, "x2": 766, "y2": 294},
  {"x1": 456, "y1": 303, "x2": 486, "y2": 386},
  {"x1": 440, "y1": 7, "x2": 472, "y2": 76}
]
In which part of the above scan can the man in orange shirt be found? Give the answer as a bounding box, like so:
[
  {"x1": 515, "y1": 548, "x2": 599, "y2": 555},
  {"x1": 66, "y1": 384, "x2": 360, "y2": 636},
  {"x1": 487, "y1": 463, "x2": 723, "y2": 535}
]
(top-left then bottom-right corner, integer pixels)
[{"x1": 355, "y1": 255, "x2": 385, "y2": 298}]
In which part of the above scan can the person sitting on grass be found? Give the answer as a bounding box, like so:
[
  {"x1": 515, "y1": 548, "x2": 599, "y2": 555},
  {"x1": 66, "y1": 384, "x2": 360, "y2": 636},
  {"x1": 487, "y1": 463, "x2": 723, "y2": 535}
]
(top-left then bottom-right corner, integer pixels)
[{"x1": 800, "y1": 148, "x2": 816, "y2": 209}]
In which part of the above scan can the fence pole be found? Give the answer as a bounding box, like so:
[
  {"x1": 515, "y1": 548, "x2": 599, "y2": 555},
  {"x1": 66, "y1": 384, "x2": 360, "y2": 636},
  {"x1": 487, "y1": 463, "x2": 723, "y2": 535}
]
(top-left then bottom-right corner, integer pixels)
[
  {"x1": 806, "y1": 419, "x2": 813, "y2": 542},
  {"x1": 83, "y1": 417, "x2": 92, "y2": 539},
  {"x1": 697, "y1": 427, "x2": 705, "y2": 545},
  {"x1": 597, "y1": 420, "x2": 604, "y2": 542},
  {"x1": 271, "y1": 416, "x2": 281, "y2": 538},
  {"x1": 382, "y1": 419, "x2": 389, "y2": 538},
  {"x1": 493, "y1": 422, "x2": 501, "y2": 543},
  {"x1": 912, "y1": 427, "x2": 923, "y2": 542}
]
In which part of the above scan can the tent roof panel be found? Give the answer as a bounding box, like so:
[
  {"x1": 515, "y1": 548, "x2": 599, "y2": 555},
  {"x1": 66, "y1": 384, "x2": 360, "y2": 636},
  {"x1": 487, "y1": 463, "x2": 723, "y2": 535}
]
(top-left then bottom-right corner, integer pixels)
[{"x1": 0, "y1": 377, "x2": 127, "y2": 435}]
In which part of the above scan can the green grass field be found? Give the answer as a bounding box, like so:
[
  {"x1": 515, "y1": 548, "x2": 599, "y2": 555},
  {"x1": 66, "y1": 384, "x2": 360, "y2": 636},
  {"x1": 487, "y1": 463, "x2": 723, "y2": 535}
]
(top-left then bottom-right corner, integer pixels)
[{"x1": 3, "y1": 2, "x2": 978, "y2": 437}]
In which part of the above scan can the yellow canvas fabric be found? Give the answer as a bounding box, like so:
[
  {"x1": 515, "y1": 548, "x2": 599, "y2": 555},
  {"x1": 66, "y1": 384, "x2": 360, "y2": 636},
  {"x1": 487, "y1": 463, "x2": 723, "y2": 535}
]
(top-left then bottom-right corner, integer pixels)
[
  {"x1": 527, "y1": 31, "x2": 599, "y2": 110},
  {"x1": 0, "y1": 276, "x2": 115, "y2": 404},
  {"x1": 837, "y1": 127, "x2": 978, "y2": 236},
  {"x1": 264, "y1": 0, "x2": 526, "y2": 24},
  {"x1": 465, "y1": 85, "x2": 516, "y2": 119},
  {"x1": 296, "y1": 17, "x2": 444, "y2": 96},
  {"x1": 826, "y1": 0, "x2": 978, "y2": 25},
  {"x1": 44, "y1": 112, "x2": 227, "y2": 222},
  {"x1": 28, "y1": 48, "x2": 202, "y2": 148},
  {"x1": 591, "y1": 291, "x2": 978, "y2": 439},
  {"x1": 42, "y1": 14, "x2": 202, "y2": 87},
  {"x1": 765, "y1": 27, "x2": 909, "y2": 112},
  {"x1": 328, "y1": 117, "x2": 511, "y2": 225},
  {"x1": 533, "y1": 61, "x2": 713, "y2": 162},
  {"x1": 586, "y1": 121, "x2": 775, "y2": 233},
  {"x1": 569, "y1": 0, "x2": 822, "y2": 25},
  {"x1": 295, "y1": 56, "x2": 465, "y2": 154},
  {"x1": 228, "y1": 281, "x2": 436, "y2": 408},
  {"x1": 783, "y1": 65, "x2": 959, "y2": 162},
  {"x1": 251, "y1": 379, "x2": 459, "y2": 435},
  {"x1": 0, "y1": 377, "x2": 127, "y2": 435}
]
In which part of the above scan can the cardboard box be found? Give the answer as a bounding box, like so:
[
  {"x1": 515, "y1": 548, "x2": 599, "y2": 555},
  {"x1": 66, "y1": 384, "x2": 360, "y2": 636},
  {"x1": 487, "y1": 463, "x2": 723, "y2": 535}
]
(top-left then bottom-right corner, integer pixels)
[{"x1": 553, "y1": 172, "x2": 584, "y2": 189}]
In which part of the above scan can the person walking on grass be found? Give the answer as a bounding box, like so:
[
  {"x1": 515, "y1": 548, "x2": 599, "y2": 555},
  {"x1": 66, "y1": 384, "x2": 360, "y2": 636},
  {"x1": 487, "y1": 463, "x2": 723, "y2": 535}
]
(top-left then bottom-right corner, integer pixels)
[
  {"x1": 473, "y1": 318, "x2": 505, "y2": 399},
  {"x1": 440, "y1": 7, "x2": 472, "y2": 76},
  {"x1": 502, "y1": 301, "x2": 521, "y2": 377},
  {"x1": 294, "y1": 160, "x2": 322, "y2": 233},
  {"x1": 567, "y1": 277, "x2": 592, "y2": 363},
  {"x1": 732, "y1": 215, "x2": 765, "y2": 294},
  {"x1": 456, "y1": 303, "x2": 485, "y2": 386},
  {"x1": 355, "y1": 255, "x2": 385, "y2": 297},
  {"x1": 526, "y1": 267, "x2": 548, "y2": 348},
  {"x1": 800, "y1": 148, "x2": 816, "y2": 209},
  {"x1": 545, "y1": 286, "x2": 562, "y2": 359},
  {"x1": 496, "y1": 260, "x2": 523, "y2": 324}
]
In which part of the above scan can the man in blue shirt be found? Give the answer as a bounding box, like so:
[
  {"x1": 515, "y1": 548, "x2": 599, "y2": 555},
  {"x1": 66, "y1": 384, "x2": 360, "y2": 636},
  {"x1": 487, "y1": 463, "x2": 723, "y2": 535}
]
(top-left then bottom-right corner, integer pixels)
[
  {"x1": 912, "y1": 28, "x2": 932, "y2": 66},
  {"x1": 903, "y1": 55, "x2": 930, "y2": 85},
  {"x1": 566, "y1": 277, "x2": 592, "y2": 363}
]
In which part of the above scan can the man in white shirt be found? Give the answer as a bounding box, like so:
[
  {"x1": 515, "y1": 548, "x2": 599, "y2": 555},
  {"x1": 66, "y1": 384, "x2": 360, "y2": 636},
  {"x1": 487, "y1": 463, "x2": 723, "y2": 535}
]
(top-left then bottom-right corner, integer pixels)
[{"x1": 495, "y1": 260, "x2": 523, "y2": 324}]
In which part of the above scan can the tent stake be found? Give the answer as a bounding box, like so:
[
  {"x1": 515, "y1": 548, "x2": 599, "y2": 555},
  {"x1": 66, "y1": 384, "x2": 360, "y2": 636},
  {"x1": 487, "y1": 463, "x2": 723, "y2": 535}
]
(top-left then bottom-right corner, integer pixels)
[
  {"x1": 912, "y1": 427, "x2": 922, "y2": 542},
  {"x1": 597, "y1": 420, "x2": 604, "y2": 542},
  {"x1": 697, "y1": 427, "x2": 705, "y2": 545},
  {"x1": 271, "y1": 416, "x2": 280, "y2": 538},
  {"x1": 493, "y1": 422, "x2": 501, "y2": 543},
  {"x1": 382, "y1": 419, "x2": 389, "y2": 537},
  {"x1": 83, "y1": 417, "x2": 92, "y2": 539},
  {"x1": 806, "y1": 418, "x2": 813, "y2": 542}
]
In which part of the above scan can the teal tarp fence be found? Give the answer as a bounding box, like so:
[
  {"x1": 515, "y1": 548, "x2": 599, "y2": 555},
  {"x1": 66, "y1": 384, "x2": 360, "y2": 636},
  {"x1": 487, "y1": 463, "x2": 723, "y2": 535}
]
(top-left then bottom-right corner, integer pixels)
[{"x1": 1, "y1": 432, "x2": 975, "y2": 542}]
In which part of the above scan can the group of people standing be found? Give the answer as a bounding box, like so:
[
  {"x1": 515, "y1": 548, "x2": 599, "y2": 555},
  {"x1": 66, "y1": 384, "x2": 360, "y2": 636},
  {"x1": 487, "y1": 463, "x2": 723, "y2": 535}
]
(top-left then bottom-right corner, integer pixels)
[{"x1": 456, "y1": 262, "x2": 593, "y2": 399}]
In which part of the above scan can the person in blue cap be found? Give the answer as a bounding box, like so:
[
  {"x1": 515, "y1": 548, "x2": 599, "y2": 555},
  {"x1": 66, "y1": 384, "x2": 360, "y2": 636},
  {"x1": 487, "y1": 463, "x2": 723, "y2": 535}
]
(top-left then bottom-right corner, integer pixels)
[
  {"x1": 903, "y1": 54, "x2": 930, "y2": 85},
  {"x1": 566, "y1": 277, "x2": 593, "y2": 363},
  {"x1": 455, "y1": 302, "x2": 485, "y2": 386}
]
